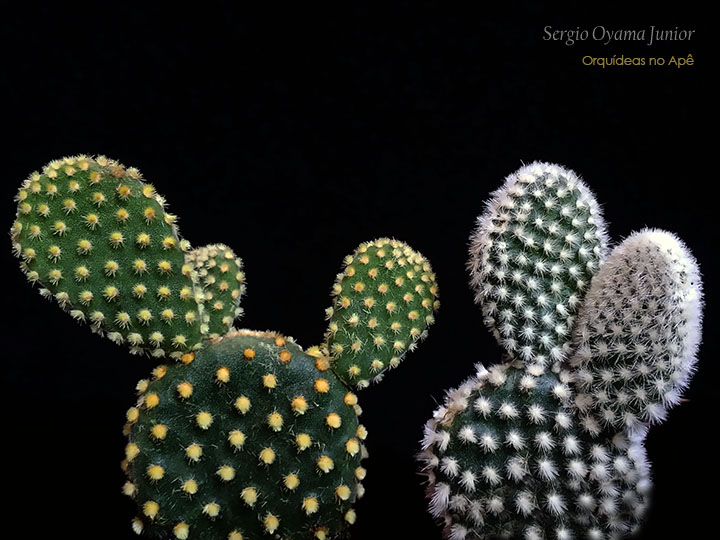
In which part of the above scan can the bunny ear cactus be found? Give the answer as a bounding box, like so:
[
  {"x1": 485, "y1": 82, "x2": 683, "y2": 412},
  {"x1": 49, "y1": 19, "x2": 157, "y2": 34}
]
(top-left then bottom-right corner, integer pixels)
[
  {"x1": 10, "y1": 155, "x2": 245, "y2": 359},
  {"x1": 419, "y1": 162, "x2": 702, "y2": 540},
  {"x1": 11, "y1": 155, "x2": 439, "y2": 540}
]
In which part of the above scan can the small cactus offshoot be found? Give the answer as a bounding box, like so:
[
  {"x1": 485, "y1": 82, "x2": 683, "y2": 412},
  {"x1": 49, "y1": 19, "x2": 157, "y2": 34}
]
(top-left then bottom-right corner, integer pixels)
[
  {"x1": 419, "y1": 162, "x2": 702, "y2": 539},
  {"x1": 11, "y1": 155, "x2": 439, "y2": 540}
]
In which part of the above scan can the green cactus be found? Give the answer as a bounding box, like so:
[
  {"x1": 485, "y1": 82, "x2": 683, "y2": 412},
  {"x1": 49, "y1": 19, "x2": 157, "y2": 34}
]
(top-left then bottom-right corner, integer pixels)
[
  {"x1": 419, "y1": 162, "x2": 702, "y2": 540},
  {"x1": 324, "y1": 238, "x2": 440, "y2": 388},
  {"x1": 186, "y1": 244, "x2": 246, "y2": 339},
  {"x1": 10, "y1": 155, "x2": 211, "y2": 359},
  {"x1": 11, "y1": 155, "x2": 439, "y2": 540}
]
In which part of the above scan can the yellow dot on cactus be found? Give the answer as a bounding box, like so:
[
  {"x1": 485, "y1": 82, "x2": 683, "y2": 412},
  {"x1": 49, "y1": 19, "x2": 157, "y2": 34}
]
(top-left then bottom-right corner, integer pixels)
[
  {"x1": 174, "y1": 381, "x2": 192, "y2": 399},
  {"x1": 115, "y1": 208, "x2": 129, "y2": 222},
  {"x1": 73, "y1": 266, "x2": 90, "y2": 281},
  {"x1": 151, "y1": 424, "x2": 168, "y2": 440},
  {"x1": 36, "y1": 203, "x2": 50, "y2": 217},
  {"x1": 182, "y1": 479, "x2": 198, "y2": 494},
  {"x1": 259, "y1": 447, "x2": 276, "y2": 465},
  {"x1": 203, "y1": 502, "x2": 220, "y2": 517},
  {"x1": 228, "y1": 531, "x2": 244, "y2": 540},
  {"x1": 137, "y1": 309, "x2": 152, "y2": 323},
  {"x1": 377, "y1": 283, "x2": 389, "y2": 294},
  {"x1": 228, "y1": 430, "x2": 246, "y2": 449},
  {"x1": 371, "y1": 359, "x2": 384, "y2": 372},
  {"x1": 121, "y1": 481, "x2": 136, "y2": 497},
  {"x1": 131, "y1": 284, "x2": 147, "y2": 298},
  {"x1": 267, "y1": 411, "x2": 283, "y2": 431},
  {"x1": 241, "y1": 348, "x2": 255, "y2": 360},
  {"x1": 162, "y1": 236, "x2": 176, "y2": 249},
  {"x1": 315, "y1": 356, "x2": 330, "y2": 371},
  {"x1": 196, "y1": 411, "x2": 213, "y2": 429},
  {"x1": 273, "y1": 335, "x2": 286, "y2": 346},
  {"x1": 137, "y1": 379, "x2": 149, "y2": 393},
  {"x1": 147, "y1": 464, "x2": 165, "y2": 481},
  {"x1": 179, "y1": 287, "x2": 192, "y2": 300},
  {"x1": 262, "y1": 373, "x2": 277, "y2": 389},
  {"x1": 144, "y1": 393, "x2": 159, "y2": 408},
  {"x1": 353, "y1": 282, "x2": 365, "y2": 292},
  {"x1": 68, "y1": 180, "x2": 80, "y2": 192},
  {"x1": 264, "y1": 514, "x2": 279, "y2": 534},
  {"x1": 326, "y1": 413, "x2": 342, "y2": 429},
  {"x1": 136, "y1": 233, "x2": 151, "y2": 248},
  {"x1": 143, "y1": 207, "x2": 156, "y2": 222},
  {"x1": 364, "y1": 297, "x2": 376, "y2": 308},
  {"x1": 109, "y1": 231, "x2": 124, "y2": 247},
  {"x1": 28, "y1": 224, "x2": 41, "y2": 238},
  {"x1": 75, "y1": 239, "x2": 90, "y2": 254},
  {"x1": 391, "y1": 321, "x2": 402, "y2": 332},
  {"x1": 185, "y1": 443, "x2": 203, "y2": 461},
  {"x1": 89, "y1": 170, "x2": 102, "y2": 183},
  {"x1": 284, "y1": 474, "x2": 300, "y2": 490},
  {"x1": 315, "y1": 527, "x2": 329, "y2": 540},
  {"x1": 344, "y1": 392, "x2": 358, "y2": 406},
  {"x1": 241, "y1": 487, "x2": 258, "y2": 506},
  {"x1": 160, "y1": 309, "x2": 175, "y2": 322},
  {"x1": 317, "y1": 455, "x2": 334, "y2": 473},
  {"x1": 217, "y1": 465, "x2": 235, "y2": 481},
  {"x1": 279, "y1": 350, "x2": 292, "y2": 364},
  {"x1": 22, "y1": 247, "x2": 36, "y2": 261},
  {"x1": 78, "y1": 290, "x2": 93, "y2": 304},
  {"x1": 143, "y1": 500, "x2": 159, "y2": 519},
  {"x1": 157, "y1": 260, "x2": 172, "y2": 274},
  {"x1": 296, "y1": 433, "x2": 312, "y2": 450},
  {"x1": 53, "y1": 220, "x2": 68, "y2": 235},
  {"x1": 212, "y1": 300, "x2": 224, "y2": 311},
  {"x1": 125, "y1": 443, "x2": 140, "y2": 461},
  {"x1": 355, "y1": 466, "x2": 367, "y2": 480},
  {"x1": 291, "y1": 396, "x2": 308, "y2": 415},
  {"x1": 314, "y1": 378, "x2": 330, "y2": 393},
  {"x1": 116, "y1": 184, "x2": 131, "y2": 198},
  {"x1": 345, "y1": 265, "x2": 356, "y2": 277},
  {"x1": 164, "y1": 213, "x2": 177, "y2": 226},
  {"x1": 219, "y1": 262, "x2": 230, "y2": 272},
  {"x1": 340, "y1": 296, "x2": 351, "y2": 308},
  {"x1": 336, "y1": 484, "x2": 351, "y2": 500},
  {"x1": 345, "y1": 509, "x2": 357, "y2": 524},
  {"x1": 91, "y1": 192, "x2": 105, "y2": 205},
  {"x1": 181, "y1": 352, "x2": 195, "y2": 364},
  {"x1": 102, "y1": 285, "x2": 119, "y2": 301},
  {"x1": 218, "y1": 281, "x2": 229, "y2": 292},
  {"x1": 348, "y1": 365, "x2": 361, "y2": 377},
  {"x1": 104, "y1": 260, "x2": 119, "y2": 276},
  {"x1": 345, "y1": 438, "x2": 360, "y2": 456},
  {"x1": 126, "y1": 407, "x2": 139, "y2": 423},
  {"x1": 173, "y1": 522, "x2": 189, "y2": 540},
  {"x1": 235, "y1": 395, "x2": 251, "y2": 414},
  {"x1": 142, "y1": 184, "x2": 155, "y2": 198},
  {"x1": 356, "y1": 425, "x2": 369, "y2": 440},
  {"x1": 302, "y1": 497, "x2": 319, "y2": 515},
  {"x1": 408, "y1": 310, "x2": 420, "y2": 321},
  {"x1": 19, "y1": 202, "x2": 32, "y2": 214},
  {"x1": 152, "y1": 365, "x2": 167, "y2": 379},
  {"x1": 62, "y1": 198, "x2": 77, "y2": 213}
]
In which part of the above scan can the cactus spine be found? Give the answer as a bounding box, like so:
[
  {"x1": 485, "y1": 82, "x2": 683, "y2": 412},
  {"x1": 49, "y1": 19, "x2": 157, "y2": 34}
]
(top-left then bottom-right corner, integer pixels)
[
  {"x1": 11, "y1": 156, "x2": 439, "y2": 539},
  {"x1": 419, "y1": 162, "x2": 702, "y2": 539}
]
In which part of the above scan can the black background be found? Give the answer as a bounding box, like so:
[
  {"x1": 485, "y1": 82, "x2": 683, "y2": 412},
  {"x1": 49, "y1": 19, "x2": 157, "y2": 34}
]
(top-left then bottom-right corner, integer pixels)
[{"x1": 1, "y1": 3, "x2": 712, "y2": 539}]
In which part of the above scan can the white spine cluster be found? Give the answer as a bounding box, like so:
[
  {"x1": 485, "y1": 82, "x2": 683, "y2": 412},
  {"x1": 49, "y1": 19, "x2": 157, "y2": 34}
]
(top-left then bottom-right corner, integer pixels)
[
  {"x1": 571, "y1": 229, "x2": 703, "y2": 433},
  {"x1": 468, "y1": 162, "x2": 608, "y2": 367}
]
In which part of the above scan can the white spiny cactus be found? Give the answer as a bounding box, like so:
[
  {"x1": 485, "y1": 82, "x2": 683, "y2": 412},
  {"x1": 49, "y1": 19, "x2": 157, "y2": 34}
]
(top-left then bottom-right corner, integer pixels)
[
  {"x1": 468, "y1": 162, "x2": 608, "y2": 367},
  {"x1": 570, "y1": 229, "x2": 703, "y2": 433},
  {"x1": 421, "y1": 163, "x2": 702, "y2": 540}
]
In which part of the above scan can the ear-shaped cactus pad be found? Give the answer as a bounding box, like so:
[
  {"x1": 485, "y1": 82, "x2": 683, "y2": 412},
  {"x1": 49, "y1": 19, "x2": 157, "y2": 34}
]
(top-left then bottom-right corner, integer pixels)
[
  {"x1": 323, "y1": 238, "x2": 439, "y2": 388},
  {"x1": 468, "y1": 162, "x2": 608, "y2": 366},
  {"x1": 185, "y1": 244, "x2": 246, "y2": 339},
  {"x1": 570, "y1": 229, "x2": 703, "y2": 433},
  {"x1": 419, "y1": 363, "x2": 651, "y2": 539},
  {"x1": 122, "y1": 330, "x2": 367, "y2": 540},
  {"x1": 10, "y1": 155, "x2": 204, "y2": 358}
]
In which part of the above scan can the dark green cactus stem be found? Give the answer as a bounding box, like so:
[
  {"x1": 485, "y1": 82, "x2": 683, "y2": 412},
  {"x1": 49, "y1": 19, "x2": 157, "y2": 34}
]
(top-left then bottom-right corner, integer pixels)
[
  {"x1": 186, "y1": 244, "x2": 246, "y2": 339},
  {"x1": 123, "y1": 331, "x2": 366, "y2": 540},
  {"x1": 10, "y1": 155, "x2": 206, "y2": 359},
  {"x1": 324, "y1": 238, "x2": 439, "y2": 388}
]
